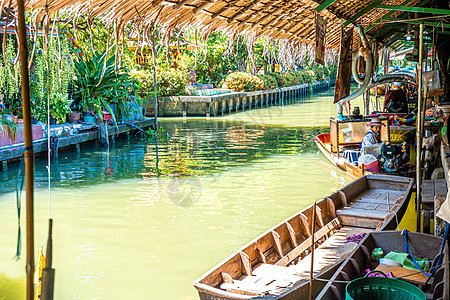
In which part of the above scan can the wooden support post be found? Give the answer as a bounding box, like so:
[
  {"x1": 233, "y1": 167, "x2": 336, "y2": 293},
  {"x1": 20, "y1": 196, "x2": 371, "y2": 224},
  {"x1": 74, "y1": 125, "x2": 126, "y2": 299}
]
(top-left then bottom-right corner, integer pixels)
[
  {"x1": 206, "y1": 103, "x2": 211, "y2": 118},
  {"x1": 182, "y1": 102, "x2": 187, "y2": 118},
  {"x1": 213, "y1": 102, "x2": 217, "y2": 117}
]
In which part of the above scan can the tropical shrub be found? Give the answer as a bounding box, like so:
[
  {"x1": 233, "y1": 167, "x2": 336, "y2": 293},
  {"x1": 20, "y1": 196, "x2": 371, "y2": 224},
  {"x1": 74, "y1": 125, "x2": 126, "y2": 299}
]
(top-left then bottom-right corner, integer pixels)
[
  {"x1": 298, "y1": 69, "x2": 315, "y2": 85},
  {"x1": 224, "y1": 72, "x2": 263, "y2": 92},
  {"x1": 130, "y1": 68, "x2": 187, "y2": 97},
  {"x1": 257, "y1": 74, "x2": 277, "y2": 90},
  {"x1": 73, "y1": 51, "x2": 139, "y2": 121},
  {"x1": 157, "y1": 69, "x2": 187, "y2": 96}
]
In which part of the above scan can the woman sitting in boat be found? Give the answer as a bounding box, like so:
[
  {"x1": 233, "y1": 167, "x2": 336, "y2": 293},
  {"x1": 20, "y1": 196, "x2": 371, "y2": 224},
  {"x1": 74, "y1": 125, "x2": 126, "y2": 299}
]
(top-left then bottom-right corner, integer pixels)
[{"x1": 360, "y1": 117, "x2": 382, "y2": 154}]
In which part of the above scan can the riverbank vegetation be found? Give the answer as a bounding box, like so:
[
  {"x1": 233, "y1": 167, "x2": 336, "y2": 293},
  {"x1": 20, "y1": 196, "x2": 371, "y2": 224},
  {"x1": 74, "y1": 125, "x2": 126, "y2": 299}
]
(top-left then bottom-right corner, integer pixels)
[{"x1": 0, "y1": 15, "x2": 337, "y2": 128}]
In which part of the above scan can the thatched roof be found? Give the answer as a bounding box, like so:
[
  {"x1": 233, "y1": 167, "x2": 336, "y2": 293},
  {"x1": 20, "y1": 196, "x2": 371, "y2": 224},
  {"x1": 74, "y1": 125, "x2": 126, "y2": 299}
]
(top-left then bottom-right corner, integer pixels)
[{"x1": 13, "y1": 0, "x2": 440, "y2": 49}]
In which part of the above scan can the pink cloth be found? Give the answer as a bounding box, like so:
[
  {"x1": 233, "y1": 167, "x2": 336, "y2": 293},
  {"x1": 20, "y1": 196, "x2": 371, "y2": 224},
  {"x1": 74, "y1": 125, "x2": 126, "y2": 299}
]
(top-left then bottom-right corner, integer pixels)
[{"x1": 364, "y1": 269, "x2": 394, "y2": 278}]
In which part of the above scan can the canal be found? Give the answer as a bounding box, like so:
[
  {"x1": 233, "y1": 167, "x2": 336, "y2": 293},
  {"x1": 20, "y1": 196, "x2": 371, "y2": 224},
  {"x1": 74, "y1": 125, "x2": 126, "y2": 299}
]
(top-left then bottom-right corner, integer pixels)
[{"x1": 0, "y1": 89, "x2": 356, "y2": 299}]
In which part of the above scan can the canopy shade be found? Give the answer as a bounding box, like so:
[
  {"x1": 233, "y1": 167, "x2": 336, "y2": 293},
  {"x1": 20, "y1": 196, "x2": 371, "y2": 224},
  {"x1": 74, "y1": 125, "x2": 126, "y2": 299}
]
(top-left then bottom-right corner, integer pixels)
[{"x1": 12, "y1": 0, "x2": 435, "y2": 49}]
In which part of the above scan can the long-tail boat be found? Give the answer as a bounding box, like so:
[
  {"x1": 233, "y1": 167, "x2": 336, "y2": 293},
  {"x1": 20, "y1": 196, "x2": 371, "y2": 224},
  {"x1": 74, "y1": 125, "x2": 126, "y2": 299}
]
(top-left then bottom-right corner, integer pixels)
[
  {"x1": 193, "y1": 174, "x2": 413, "y2": 299},
  {"x1": 316, "y1": 231, "x2": 447, "y2": 300},
  {"x1": 314, "y1": 117, "x2": 390, "y2": 178}
]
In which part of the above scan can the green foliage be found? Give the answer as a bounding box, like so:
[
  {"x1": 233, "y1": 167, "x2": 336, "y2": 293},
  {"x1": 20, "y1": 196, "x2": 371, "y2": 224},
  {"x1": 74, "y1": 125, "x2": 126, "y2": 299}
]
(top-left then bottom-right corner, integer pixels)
[
  {"x1": 73, "y1": 51, "x2": 139, "y2": 121},
  {"x1": 30, "y1": 36, "x2": 74, "y2": 123},
  {"x1": 50, "y1": 93, "x2": 71, "y2": 124},
  {"x1": 130, "y1": 68, "x2": 187, "y2": 97},
  {"x1": 257, "y1": 74, "x2": 277, "y2": 90},
  {"x1": 179, "y1": 32, "x2": 249, "y2": 86},
  {"x1": 0, "y1": 114, "x2": 17, "y2": 139},
  {"x1": 224, "y1": 72, "x2": 264, "y2": 92},
  {"x1": 146, "y1": 126, "x2": 168, "y2": 142}
]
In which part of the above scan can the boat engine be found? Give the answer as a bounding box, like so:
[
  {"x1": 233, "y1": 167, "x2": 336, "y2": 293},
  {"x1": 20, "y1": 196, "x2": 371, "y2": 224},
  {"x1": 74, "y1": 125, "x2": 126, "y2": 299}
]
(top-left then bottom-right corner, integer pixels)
[{"x1": 378, "y1": 142, "x2": 409, "y2": 173}]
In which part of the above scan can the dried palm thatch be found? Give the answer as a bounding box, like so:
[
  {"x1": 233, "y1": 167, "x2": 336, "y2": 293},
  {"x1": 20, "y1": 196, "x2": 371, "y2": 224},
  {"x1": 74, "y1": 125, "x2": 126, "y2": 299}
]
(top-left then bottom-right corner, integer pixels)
[{"x1": 2, "y1": 0, "x2": 430, "y2": 55}]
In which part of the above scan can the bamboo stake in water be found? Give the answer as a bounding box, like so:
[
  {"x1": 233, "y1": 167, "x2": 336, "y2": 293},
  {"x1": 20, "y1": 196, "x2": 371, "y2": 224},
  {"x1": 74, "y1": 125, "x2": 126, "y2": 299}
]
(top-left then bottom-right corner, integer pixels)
[
  {"x1": 16, "y1": 0, "x2": 34, "y2": 298},
  {"x1": 309, "y1": 202, "x2": 316, "y2": 300}
]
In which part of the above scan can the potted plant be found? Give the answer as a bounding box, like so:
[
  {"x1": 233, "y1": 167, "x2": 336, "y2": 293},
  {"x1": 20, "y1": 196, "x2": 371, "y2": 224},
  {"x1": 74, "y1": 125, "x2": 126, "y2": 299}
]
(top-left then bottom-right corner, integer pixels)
[
  {"x1": 67, "y1": 111, "x2": 81, "y2": 123},
  {"x1": 73, "y1": 51, "x2": 139, "y2": 124},
  {"x1": 0, "y1": 114, "x2": 17, "y2": 140},
  {"x1": 50, "y1": 93, "x2": 71, "y2": 124}
]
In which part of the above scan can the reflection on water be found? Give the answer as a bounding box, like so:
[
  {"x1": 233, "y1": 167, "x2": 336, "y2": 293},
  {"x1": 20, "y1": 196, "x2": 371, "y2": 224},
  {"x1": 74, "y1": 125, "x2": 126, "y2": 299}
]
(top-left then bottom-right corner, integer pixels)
[{"x1": 0, "y1": 90, "x2": 354, "y2": 299}]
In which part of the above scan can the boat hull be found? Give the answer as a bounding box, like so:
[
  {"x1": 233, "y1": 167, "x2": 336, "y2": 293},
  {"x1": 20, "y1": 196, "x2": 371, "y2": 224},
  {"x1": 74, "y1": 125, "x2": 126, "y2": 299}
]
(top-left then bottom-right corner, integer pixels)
[
  {"x1": 314, "y1": 133, "x2": 365, "y2": 178},
  {"x1": 194, "y1": 175, "x2": 413, "y2": 299}
]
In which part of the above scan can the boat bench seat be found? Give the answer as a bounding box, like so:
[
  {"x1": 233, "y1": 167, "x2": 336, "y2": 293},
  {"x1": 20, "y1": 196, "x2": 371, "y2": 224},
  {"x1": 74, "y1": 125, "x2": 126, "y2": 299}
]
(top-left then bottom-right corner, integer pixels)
[{"x1": 337, "y1": 208, "x2": 388, "y2": 228}]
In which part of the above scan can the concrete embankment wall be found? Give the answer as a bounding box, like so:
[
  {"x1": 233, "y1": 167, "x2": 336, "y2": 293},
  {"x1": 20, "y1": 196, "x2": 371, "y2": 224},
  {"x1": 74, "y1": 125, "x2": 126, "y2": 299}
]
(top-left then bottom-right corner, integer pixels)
[{"x1": 144, "y1": 81, "x2": 331, "y2": 117}]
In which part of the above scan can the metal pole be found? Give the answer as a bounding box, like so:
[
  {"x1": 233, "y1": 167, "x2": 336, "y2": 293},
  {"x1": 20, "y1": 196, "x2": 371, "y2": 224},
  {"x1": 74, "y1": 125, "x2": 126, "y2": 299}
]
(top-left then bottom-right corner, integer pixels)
[
  {"x1": 416, "y1": 23, "x2": 424, "y2": 232},
  {"x1": 308, "y1": 202, "x2": 316, "y2": 300},
  {"x1": 16, "y1": 0, "x2": 35, "y2": 298}
]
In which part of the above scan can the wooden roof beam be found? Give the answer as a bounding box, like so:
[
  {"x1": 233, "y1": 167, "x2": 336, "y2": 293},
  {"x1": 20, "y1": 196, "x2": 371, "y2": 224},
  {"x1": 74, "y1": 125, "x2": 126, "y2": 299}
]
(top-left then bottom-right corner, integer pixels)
[
  {"x1": 386, "y1": 18, "x2": 450, "y2": 29},
  {"x1": 375, "y1": 4, "x2": 450, "y2": 15},
  {"x1": 364, "y1": 0, "x2": 416, "y2": 32},
  {"x1": 343, "y1": 0, "x2": 381, "y2": 27},
  {"x1": 369, "y1": 26, "x2": 391, "y2": 41}
]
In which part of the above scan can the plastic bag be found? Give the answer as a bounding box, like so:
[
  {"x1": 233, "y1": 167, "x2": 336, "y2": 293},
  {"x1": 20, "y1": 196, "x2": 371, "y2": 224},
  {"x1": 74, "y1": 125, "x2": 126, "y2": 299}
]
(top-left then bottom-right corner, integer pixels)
[{"x1": 358, "y1": 154, "x2": 377, "y2": 166}]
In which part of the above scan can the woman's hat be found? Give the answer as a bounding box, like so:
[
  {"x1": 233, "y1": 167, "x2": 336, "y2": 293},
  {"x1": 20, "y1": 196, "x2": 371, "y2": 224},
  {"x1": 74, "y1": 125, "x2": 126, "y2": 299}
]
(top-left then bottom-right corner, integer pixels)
[{"x1": 369, "y1": 117, "x2": 382, "y2": 126}]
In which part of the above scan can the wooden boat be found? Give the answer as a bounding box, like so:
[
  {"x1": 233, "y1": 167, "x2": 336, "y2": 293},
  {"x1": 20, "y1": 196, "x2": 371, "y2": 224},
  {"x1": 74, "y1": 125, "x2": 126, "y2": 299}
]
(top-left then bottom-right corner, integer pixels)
[
  {"x1": 193, "y1": 175, "x2": 413, "y2": 299},
  {"x1": 314, "y1": 133, "x2": 365, "y2": 178},
  {"x1": 316, "y1": 231, "x2": 447, "y2": 300}
]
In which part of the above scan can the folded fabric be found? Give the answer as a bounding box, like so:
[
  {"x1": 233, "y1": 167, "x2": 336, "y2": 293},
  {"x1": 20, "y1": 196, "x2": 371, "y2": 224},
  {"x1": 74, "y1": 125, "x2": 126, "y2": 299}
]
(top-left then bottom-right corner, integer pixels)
[
  {"x1": 346, "y1": 233, "x2": 366, "y2": 243},
  {"x1": 384, "y1": 251, "x2": 429, "y2": 272}
]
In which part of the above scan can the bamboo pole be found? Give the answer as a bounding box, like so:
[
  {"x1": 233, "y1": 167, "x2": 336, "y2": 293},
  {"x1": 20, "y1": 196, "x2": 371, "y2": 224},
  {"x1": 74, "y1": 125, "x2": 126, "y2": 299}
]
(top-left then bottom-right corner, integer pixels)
[
  {"x1": 16, "y1": 0, "x2": 34, "y2": 298},
  {"x1": 416, "y1": 23, "x2": 424, "y2": 232},
  {"x1": 308, "y1": 202, "x2": 316, "y2": 300},
  {"x1": 41, "y1": 219, "x2": 55, "y2": 300},
  {"x1": 151, "y1": 25, "x2": 158, "y2": 128}
]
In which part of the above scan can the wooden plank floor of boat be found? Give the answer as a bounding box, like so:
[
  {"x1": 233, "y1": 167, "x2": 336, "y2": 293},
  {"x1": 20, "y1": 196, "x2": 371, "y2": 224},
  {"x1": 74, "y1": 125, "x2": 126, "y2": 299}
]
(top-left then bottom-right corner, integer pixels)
[{"x1": 220, "y1": 226, "x2": 371, "y2": 296}]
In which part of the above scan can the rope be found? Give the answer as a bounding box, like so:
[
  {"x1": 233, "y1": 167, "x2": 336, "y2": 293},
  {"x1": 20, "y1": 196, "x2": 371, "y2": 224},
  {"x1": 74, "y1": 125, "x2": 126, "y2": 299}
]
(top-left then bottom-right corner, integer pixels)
[{"x1": 402, "y1": 224, "x2": 449, "y2": 277}]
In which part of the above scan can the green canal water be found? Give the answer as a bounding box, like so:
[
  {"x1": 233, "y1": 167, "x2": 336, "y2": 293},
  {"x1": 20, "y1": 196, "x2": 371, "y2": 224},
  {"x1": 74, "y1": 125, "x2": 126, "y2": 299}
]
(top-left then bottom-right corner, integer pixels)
[{"x1": 0, "y1": 90, "x2": 358, "y2": 299}]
